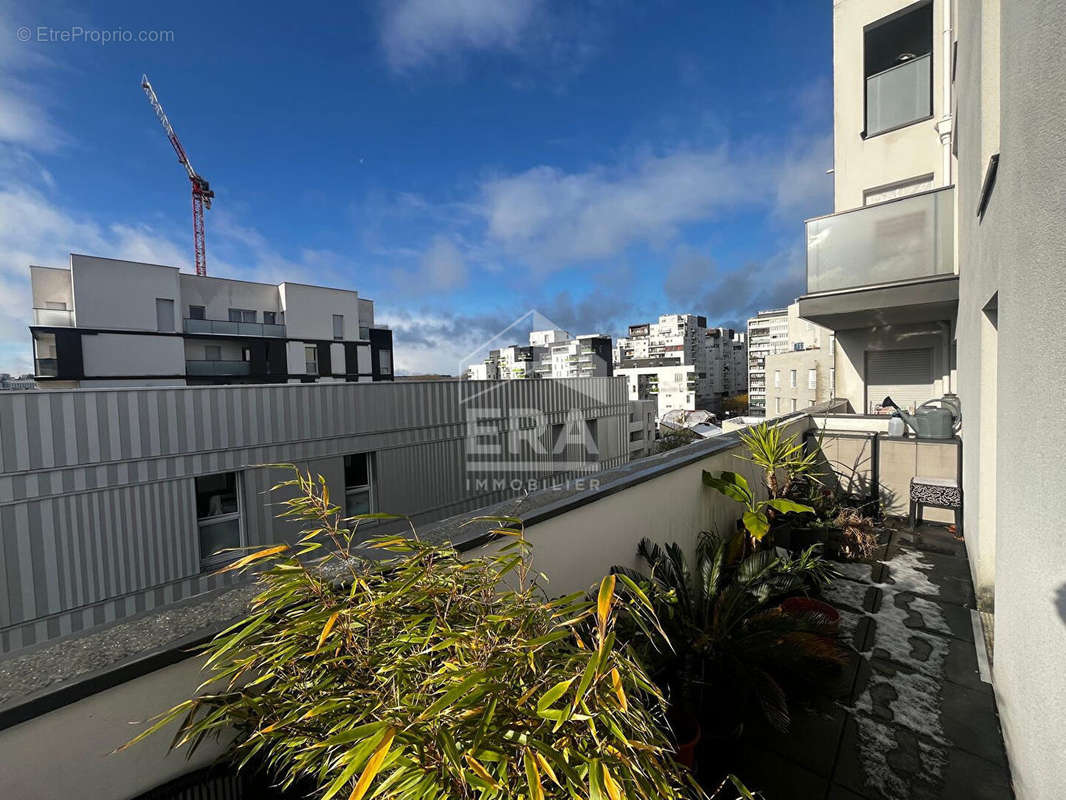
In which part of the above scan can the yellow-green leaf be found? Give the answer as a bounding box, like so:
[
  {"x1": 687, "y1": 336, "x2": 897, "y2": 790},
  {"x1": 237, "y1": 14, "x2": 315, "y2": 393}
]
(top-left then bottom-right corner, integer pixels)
[
  {"x1": 464, "y1": 754, "x2": 498, "y2": 787},
  {"x1": 602, "y1": 764, "x2": 622, "y2": 800},
  {"x1": 348, "y1": 726, "x2": 396, "y2": 800},
  {"x1": 534, "y1": 752, "x2": 559, "y2": 787},
  {"x1": 316, "y1": 611, "x2": 341, "y2": 652},
  {"x1": 523, "y1": 751, "x2": 545, "y2": 800},
  {"x1": 217, "y1": 543, "x2": 289, "y2": 573},
  {"x1": 596, "y1": 574, "x2": 616, "y2": 636},
  {"x1": 610, "y1": 668, "x2": 628, "y2": 712}
]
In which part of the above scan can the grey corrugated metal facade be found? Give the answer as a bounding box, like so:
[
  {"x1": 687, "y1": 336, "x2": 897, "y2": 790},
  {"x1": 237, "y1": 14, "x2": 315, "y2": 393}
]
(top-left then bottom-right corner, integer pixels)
[{"x1": 0, "y1": 378, "x2": 631, "y2": 653}]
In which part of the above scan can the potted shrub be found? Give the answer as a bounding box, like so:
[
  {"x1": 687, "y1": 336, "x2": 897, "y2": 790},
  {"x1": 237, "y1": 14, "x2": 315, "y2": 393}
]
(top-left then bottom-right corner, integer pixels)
[
  {"x1": 123, "y1": 469, "x2": 707, "y2": 800},
  {"x1": 613, "y1": 531, "x2": 844, "y2": 781}
]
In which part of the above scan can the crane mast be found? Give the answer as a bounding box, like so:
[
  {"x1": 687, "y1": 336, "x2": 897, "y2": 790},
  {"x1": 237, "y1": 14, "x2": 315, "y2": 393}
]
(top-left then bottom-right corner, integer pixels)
[{"x1": 141, "y1": 74, "x2": 214, "y2": 276}]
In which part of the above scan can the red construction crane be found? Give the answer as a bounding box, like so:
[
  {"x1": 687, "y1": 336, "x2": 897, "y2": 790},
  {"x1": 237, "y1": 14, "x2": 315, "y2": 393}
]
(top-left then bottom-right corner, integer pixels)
[{"x1": 140, "y1": 74, "x2": 214, "y2": 276}]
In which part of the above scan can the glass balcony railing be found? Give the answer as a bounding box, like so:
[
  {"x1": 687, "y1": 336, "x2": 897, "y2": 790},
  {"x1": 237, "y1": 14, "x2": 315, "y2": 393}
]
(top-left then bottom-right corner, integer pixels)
[
  {"x1": 866, "y1": 53, "x2": 932, "y2": 136},
  {"x1": 806, "y1": 186, "x2": 954, "y2": 294},
  {"x1": 33, "y1": 308, "x2": 74, "y2": 326},
  {"x1": 183, "y1": 318, "x2": 286, "y2": 337},
  {"x1": 35, "y1": 358, "x2": 58, "y2": 377},
  {"x1": 186, "y1": 360, "x2": 252, "y2": 376}
]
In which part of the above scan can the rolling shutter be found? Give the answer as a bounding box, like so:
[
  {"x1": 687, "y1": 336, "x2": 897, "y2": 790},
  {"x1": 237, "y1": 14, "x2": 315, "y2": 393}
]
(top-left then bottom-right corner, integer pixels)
[{"x1": 866, "y1": 348, "x2": 933, "y2": 413}]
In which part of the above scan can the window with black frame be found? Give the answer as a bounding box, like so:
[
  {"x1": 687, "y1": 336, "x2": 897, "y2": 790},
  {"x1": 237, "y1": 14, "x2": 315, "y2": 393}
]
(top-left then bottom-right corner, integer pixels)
[
  {"x1": 196, "y1": 472, "x2": 242, "y2": 568},
  {"x1": 344, "y1": 453, "x2": 372, "y2": 516}
]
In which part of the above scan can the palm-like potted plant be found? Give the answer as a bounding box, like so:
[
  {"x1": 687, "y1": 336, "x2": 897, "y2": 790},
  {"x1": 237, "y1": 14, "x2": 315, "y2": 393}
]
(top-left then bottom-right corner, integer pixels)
[
  {"x1": 123, "y1": 468, "x2": 714, "y2": 800},
  {"x1": 703, "y1": 422, "x2": 823, "y2": 549},
  {"x1": 613, "y1": 530, "x2": 843, "y2": 757}
]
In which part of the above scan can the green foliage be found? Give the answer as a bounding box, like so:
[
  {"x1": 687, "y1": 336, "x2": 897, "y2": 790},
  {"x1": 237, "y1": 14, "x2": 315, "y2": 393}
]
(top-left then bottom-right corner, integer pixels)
[
  {"x1": 701, "y1": 470, "x2": 815, "y2": 545},
  {"x1": 123, "y1": 467, "x2": 707, "y2": 800},
  {"x1": 737, "y1": 422, "x2": 823, "y2": 500},
  {"x1": 614, "y1": 531, "x2": 842, "y2": 734}
]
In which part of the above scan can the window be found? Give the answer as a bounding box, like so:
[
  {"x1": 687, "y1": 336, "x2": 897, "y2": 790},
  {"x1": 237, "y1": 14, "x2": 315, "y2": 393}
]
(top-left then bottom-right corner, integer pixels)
[
  {"x1": 808, "y1": 369, "x2": 817, "y2": 389},
  {"x1": 791, "y1": 398, "x2": 798, "y2": 412},
  {"x1": 305, "y1": 345, "x2": 318, "y2": 375},
  {"x1": 196, "y1": 472, "x2": 241, "y2": 567},
  {"x1": 790, "y1": 370, "x2": 797, "y2": 388},
  {"x1": 189, "y1": 305, "x2": 206, "y2": 320},
  {"x1": 205, "y1": 345, "x2": 222, "y2": 361},
  {"x1": 378, "y1": 349, "x2": 393, "y2": 376},
  {"x1": 864, "y1": 1, "x2": 933, "y2": 136},
  {"x1": 774, "y1": 370, "x2": 781, "y2": 388},
  {"x1": 830, "y1": 367, "x2": 836, "y2": 393},
  {"x1": 344, "y1": 453, "x2": 372, "y2": 516},
  {"x1": 241, "y1": 347, "x2": 252, "y2": 362},
  {"x1": 333, "y1": 314, "x2": 344, "y2": 340},
  {"x1": 156, "y1": 298, "x2": 175, "y2": 332},
  {"x1": 775, "y1": 397, "x2": 781, "y2": 413},
  {"x1": 228, "y1": 308, "x2": 256, "y2": 323},
  {"x1": 263, "y1": 311, "x2": 276, "y2": 325}
]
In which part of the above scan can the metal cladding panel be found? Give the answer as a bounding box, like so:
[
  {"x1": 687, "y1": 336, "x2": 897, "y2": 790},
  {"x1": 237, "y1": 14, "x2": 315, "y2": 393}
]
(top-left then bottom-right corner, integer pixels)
[{"x1": 0, "y1": 378, "x2": 630, "y2": 651}]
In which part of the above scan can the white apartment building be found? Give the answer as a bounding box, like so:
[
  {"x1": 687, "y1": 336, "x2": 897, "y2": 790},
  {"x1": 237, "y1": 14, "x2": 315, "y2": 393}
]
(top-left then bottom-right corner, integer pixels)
[
  {"x1": 798, "y1": 0, "x2": 956, "y2": 414},
  {"x1": 763, "y1": 302, "x2": 835, "y2": 416},
  {"x1": 614, "y1": 314, "x2": 747, "y2": 418},
  {"x1": 468, "y1": 330, "x2": 613, "y2": 381},
  {"x1": 29, "y1": 254, "x2": 394, "y2": 388},
  {"x1": 746, "y1": 308, "x2": 789, "y2": 415},
  {"x1": 796, "y1": 1, "x2": 1066, "y2": 794}
]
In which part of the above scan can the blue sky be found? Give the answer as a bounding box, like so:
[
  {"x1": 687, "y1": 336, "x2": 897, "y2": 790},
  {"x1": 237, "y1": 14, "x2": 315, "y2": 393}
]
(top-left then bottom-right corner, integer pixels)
[{"x1": 0, "y1": 0, "x2": 833, "y2": 375}]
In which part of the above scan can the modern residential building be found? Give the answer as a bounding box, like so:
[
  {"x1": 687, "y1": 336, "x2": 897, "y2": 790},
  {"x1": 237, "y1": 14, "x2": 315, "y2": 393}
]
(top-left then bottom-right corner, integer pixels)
[
  {"x1": 28, "y1": 254, "x2": 394, "y2": 388},
  {"x1": 467, "y1": 329, "x2": 613, "y2": 381},
  {"x1": 787, "y1": 0, "x2": 1066, "y2": 795},
  {"x1": 0, "y1": 374, "x2": 36, "y2": 391},
  {"x1": 614, "y1": 315, "x2": 747, "y2": 419},
  {"x1": 745, "y1": 308, "x2": 789, "y2": 415},
  {"x1": 534, "y1": 334, "x2": 614, "y2": 379},
  {"x1": 763, "y1": 302, "x2": 835, "y2": 416},
  {"x1": 797, "y1": 0, "x2": 956, "y2": 414}
]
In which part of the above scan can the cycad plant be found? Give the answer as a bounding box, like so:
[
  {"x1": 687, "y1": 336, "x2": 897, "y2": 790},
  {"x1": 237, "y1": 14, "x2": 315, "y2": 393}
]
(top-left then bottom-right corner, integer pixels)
[
  {"x1": 737, "y1": 421, "x2": 823, "y2": 500},
  {"x1": 122, "y1": 468, "x2": 713, "y2": 800},
  {"x1": 701, "y1": 470, "x2": 814, "y2": 547},
  {"x1": 615, "y1": 531, "x2": 842, "y2": 735}
]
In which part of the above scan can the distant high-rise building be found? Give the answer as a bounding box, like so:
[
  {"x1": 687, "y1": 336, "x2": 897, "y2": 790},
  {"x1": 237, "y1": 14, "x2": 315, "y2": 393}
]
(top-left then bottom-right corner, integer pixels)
[
  {"x1": 746, "y1": 308, "x2": 789, "y2": 415},
  {"x1": 614, "y1": 314, "x2": 747, "y2": 418}
]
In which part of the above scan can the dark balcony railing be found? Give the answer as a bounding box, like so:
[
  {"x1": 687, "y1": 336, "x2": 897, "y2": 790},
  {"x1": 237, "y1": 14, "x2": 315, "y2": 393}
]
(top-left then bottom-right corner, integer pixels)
[
  {"x1": 184, "y1": 318, "x2": 286, "y2": 337},
  {"x1": 866, "y1": 53, "x2": 932, "y2": 136},
  {"x1": 186, "y1": 360, "x2": 252, "y2": 377},
  {"x1": 806, "y1": 186, "x2": 954, "y2": 294},
  {"x1": 32, "y1": 308, "x2": 74, "y2": 326},
  {"x1": 35, "y1": 358, "x2": 58, "y2": 377}
]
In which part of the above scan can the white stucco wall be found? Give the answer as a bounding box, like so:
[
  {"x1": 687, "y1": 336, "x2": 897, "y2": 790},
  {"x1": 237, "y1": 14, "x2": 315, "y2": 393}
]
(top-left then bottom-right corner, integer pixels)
[
  {"x1": 29, "y1": 266, "x2": 73, "y2": 310},
  {"x1": 178, "y1": 274, "x2": 281, "y2": 323},
  {"x1": 0, "y1": 657, "x2": 224, "y2": 800},
  {"x1": 955, "y1": 1, "x2": 1066, "y2": 797},
  {"x1": 82, "y1": 333, "x2": 186, "y2": 377},
  {"x1": 832, "y1": 0, "x2": 949, "y2": 211},
  {"x1": 71, "y1": 255, "x2": 181, "y2": 332},
  {"x1": 279, "y1": 283, "x2": 361, "y2": 341}
]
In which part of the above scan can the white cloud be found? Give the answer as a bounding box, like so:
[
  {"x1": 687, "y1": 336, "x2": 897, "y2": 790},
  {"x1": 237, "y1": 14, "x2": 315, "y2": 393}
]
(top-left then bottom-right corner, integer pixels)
[
  {"x1": 380, "y1": 0, "x2": 542, "y2": 71},
  {"x1": 477, "y1": 137, "x2": 833, "y2": 271}
]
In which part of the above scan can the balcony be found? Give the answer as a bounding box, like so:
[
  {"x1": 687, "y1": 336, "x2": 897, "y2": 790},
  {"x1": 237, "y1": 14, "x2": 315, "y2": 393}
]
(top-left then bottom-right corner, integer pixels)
[
  {"x1": 866, "y1": 53, "x2": 932, "y2": 137},
  {"x1": 185, "y1": 359, "x2": 252, "y2": 377},
  {"x1": 34, "y1": 358, "x2": 58, "y2": 377},
  {"x1": 32, "y1": 308, "x2": 74, "y2": 326},
  {"x1": 184, "y1": 318, "x2": 286, "y2": 337},
  {"x1": 800, "y1": 186, "x2": 958, "y2": 329}
]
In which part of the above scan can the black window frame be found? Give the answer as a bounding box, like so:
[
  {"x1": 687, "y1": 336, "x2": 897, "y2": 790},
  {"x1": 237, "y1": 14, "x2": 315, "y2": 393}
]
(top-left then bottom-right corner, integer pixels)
[
  {"x1": 344, "y1": 453, "x2": 373, "y2": 517},
  {"x1": 195, "y1": 472, "x2": 243, "y2": 569}
]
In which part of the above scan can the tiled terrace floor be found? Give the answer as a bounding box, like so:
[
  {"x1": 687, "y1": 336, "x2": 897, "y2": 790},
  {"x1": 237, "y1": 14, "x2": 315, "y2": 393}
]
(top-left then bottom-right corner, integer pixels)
[{"x1": 729, "y1": 522, "x2": 1013, "y2": 800}]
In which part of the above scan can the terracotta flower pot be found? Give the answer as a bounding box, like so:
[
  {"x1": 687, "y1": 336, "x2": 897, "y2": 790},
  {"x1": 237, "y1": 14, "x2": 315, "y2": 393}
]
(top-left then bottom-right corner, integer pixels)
[{"x1": 668, "y1": 709, "x2": 702, "y2": 769}]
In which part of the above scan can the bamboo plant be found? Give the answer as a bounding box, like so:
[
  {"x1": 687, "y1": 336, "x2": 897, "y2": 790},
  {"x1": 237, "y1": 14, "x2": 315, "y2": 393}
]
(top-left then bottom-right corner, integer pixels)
[{"x1": 122, "y1": 467, "x2": 731, "y2": 800}]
